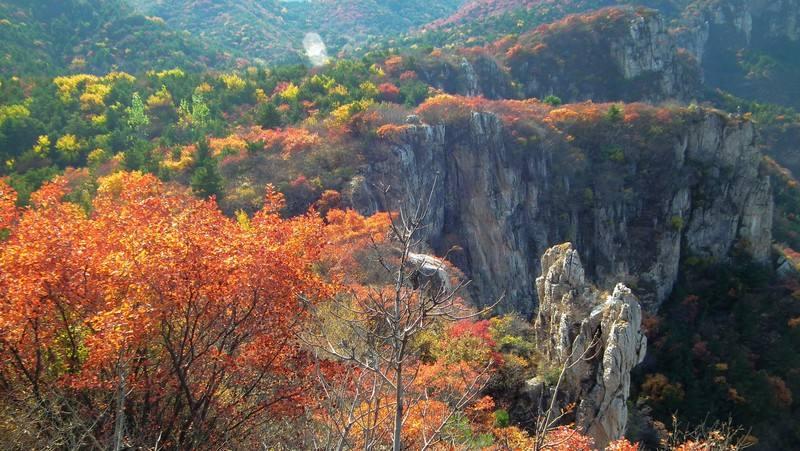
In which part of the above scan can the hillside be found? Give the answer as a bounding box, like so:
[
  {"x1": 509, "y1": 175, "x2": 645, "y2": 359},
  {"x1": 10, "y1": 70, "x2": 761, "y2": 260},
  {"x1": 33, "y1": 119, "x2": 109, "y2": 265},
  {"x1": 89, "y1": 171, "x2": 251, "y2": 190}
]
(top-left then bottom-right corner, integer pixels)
[
  {"x1": 426, "y1": 0, "x2": 613, "y2": 29},
  {"x1": 131, "y1": 0, "x2": 465, "y2": 64},
  {"x1": 498, "y1": 7, "x2": 700, "y2": 102},
  {"x1": 130, "y1": 0, "x2": 301, "y2": 64},
  {"x1": 0, "y1": 57, "x2": 792, "y2": 447},
  {"x1": 285, "y1": 0, "x2": 465, "y2": 51},
  {"x1": 399, "y1": 7, "x2": 700, "y2": 105},
  {"x1": 423, "y1": 0, "x2": 697, "y2": 31},
  {"x1": 415, "y1": 0, "x2": 800, "y2": 109},
  {"x1": 677, "y1": 0, "x2": 800, "y2": 108},
  {"x1": 0, "y1": 0, "x2": 225, "y2": 75}
]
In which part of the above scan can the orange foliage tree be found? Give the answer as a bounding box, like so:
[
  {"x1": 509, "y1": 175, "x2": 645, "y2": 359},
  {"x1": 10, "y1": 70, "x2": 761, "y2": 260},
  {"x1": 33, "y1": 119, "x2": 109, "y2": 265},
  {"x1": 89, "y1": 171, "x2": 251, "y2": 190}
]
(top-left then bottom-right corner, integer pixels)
[
  {"x1": 0, "y1": 172, "x2": 382, "y2": 449},
  {"x1": 239, "y1": 126, "x2": 321, "y2": 157}
]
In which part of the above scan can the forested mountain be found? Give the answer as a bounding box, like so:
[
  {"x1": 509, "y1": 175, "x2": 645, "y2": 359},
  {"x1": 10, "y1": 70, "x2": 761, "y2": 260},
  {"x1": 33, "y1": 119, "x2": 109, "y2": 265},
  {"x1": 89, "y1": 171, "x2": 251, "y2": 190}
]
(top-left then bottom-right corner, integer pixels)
[
  {"x1": 0, "y1": 1, "x2": 799, "y2": 450},
  {"x1": 0, "y1": 0, "x2": 225, "y2": 75},
  {"x1": 129, "y1": 0, "x2": 301, "y2": 64},
  {"x1": 426, "y1": 0, "x2": 614, "y2": 29},
  {"x1": 130, "y1": 0, "x2": 465, "y2": 64},
  {"x1": 0, "y1": 0, "x2": 467, "y2": 74}
]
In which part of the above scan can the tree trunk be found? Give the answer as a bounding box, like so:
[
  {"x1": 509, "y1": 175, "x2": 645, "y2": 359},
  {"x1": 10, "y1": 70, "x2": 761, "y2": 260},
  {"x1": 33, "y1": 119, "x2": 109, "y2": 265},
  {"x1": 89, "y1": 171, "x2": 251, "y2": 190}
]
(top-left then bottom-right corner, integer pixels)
[
  {"x1": 113, "y1": 359, "x2": 127, "y2": 451},
  {"x1": 393, "y1": 360, "x2": 403, "y2": 451}
]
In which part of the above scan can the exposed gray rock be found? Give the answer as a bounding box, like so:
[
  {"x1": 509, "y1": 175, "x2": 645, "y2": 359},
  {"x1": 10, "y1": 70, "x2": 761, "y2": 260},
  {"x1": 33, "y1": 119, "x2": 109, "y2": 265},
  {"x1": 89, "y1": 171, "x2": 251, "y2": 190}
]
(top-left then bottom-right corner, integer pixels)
[
  {"x1": 509, "y1": 8, "x2": 701, "y2": 103},
  {"x1": 405, "y1": 114, "x2": 421, "y2": 125},
  {"x1": 609, "y1": 11, "x2": 697, "y2": 99},
  {"x1": 407, "y1": 252, "x2": 453, "y2": 294},
  {"x1": 460, "y1": 57, "x2": 480, "y2": 97},
  {"x1": 533, "y1": 243, "x2": 646, "y2": 447},
  {"x1": 613, "y1": 14, "x2": 671, "y2": 78},
  {"x1": 357, "y1": 107, "x2": 772, "y2": 314},
  {"x1": 777, "y1": 255, "x2": 798, "y2": 279},
  {"x1": 677, "y1": 0, "x2": 800, "y2": 61},
  {"x1": 415, "y1": 53, "x2": 515, "y2": 99},
  {"x1": 672, "y1": 0, "x2": 800, "y2": 107}
]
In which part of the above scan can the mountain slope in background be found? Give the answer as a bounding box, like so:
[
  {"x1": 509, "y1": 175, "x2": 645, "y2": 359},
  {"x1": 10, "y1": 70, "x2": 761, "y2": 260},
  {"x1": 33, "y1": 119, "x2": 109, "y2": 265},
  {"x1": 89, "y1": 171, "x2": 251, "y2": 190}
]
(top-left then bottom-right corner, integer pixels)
[
  {"x1": 414, "y1": 0, "x2": 800, "y2": 109},
  {"x1": 677, "y1": 0, "x2": 800, "y2": 108},
  {"x1": 130, "y1": 0, "x2": 299, "y2": 64},
  {"x1": 423, "y1": 0, "x2": 697, "y2": 30},
  {"x1": 284, "y1": 0, "x2": 464, "y2": 56},
  {"x1": 0, "y1": 0, "x2": 225, "y2": 75},
  {"x1": 131, "y1": 0, "x2": 465, "y2": 64},
  {"x1": 425, "y1": 0, "x2": 609, "y2": 29}
]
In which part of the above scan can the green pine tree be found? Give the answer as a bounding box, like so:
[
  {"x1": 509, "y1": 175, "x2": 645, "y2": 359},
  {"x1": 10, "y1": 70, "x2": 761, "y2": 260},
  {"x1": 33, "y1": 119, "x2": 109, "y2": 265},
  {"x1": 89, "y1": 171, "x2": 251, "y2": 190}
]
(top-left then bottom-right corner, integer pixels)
[
  {"x1": 256, "y1": 102, "x2": 283, "y2": 128},
  {"x1": 190, "y1": 139, "x2": 223, "y2": 199},
  {"x1": 127, "y1": 92, "x2": 150, "y2": 139},
  {"x1": 606, "y1": 103, "x2": 624, "y2": 123}
]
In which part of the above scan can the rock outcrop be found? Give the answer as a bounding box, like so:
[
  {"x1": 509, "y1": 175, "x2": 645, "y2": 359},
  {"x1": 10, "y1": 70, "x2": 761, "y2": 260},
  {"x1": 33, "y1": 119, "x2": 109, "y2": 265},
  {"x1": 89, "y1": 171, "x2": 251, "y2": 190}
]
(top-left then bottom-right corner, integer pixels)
[
  {"x1": 415, "y1": 8, "x2": 701, "y2": 103},
  {"x1": 356, "y1": 102, "x2": 772, "y2": 314},
  {"x1": 677, "y1": 0, "x2": 800, "y2": 58},
  {"x1": 610, "y1": 11, "x2": 697, "y2": 96},
  {"x1": 532, "y1": 243, "x2": 646, "y2": 447},
  {"x1": 415, "y1": 54, "x2": 515, "y2": 100},
  {"x1": 506, "y1": 7, "x2": 701, "y2": 103},
  {"x1": 407, "y1": 252, "x2": 453, "y2": 294},
  {"x1": 674, "y1": 0, "x2": 800, "y2": 106}
]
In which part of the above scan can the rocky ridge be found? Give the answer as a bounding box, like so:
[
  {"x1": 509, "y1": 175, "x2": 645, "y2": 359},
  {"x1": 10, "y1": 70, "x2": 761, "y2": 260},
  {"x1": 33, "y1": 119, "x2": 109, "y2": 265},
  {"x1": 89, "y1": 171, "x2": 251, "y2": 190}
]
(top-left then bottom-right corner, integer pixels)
[
  {"x1": 674, "y1": 0, "x2": 800, "y2": 106},
  {"x1": 415, "y1": 54, "x2": 515, "y2": 100},
  {"x1": 418, "y1": 7, "x2": 701, "y2": 103},
  {"x1": 677, "y1": 0, "x2": 800, "y2": 58},
  {"x1": 356, "y1": 103, "x2": 772, "y2": 315},
  {"x1": 531, "y1": 243, "x2": 646, "y2": 447},
  {"x1": 506, "y1": 8, "x2": 700, "y2": 103}
]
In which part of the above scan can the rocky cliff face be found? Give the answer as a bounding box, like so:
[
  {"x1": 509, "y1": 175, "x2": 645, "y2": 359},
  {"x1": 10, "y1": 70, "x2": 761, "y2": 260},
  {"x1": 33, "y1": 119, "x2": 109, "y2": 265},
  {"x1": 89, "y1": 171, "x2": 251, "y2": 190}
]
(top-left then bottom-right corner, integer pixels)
[
  {"x1": 677, "y1": 0, "x2": 800, "y2": 57},
  {"x1": 415, "y1": 54, "x2": 515, "y2": 100},
  {"x1": 531, "y1": 243, "x2": 646, "y2": 447},
  {"x1": 759, "y1": 0, "x2": 800, "y2": 41},
  {"x1": 675, "y1": 0, "x2": 800, "y2": 106},
  {"x1": 609, "y1": 11, "x2": 693, "y2": 95},
  {"x1": 415, "y1": 8, "x2": 701, "y2": 103},
  {"x1": 506, "y1": 8, "x2": 701, "y2": 103},
  {"x1": 356, "y1": 101, "x2": 772, "y2": 315}
]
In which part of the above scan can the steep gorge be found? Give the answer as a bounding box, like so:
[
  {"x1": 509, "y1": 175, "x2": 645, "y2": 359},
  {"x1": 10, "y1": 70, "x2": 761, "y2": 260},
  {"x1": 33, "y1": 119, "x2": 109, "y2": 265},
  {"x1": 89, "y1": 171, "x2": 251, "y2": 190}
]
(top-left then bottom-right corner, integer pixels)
[
  {"x1": 356, "y1": 100, "x2": 772, "y2": 315},
  {"x1": 675, "y1": 0, "x2": 800, "y2": 107}
]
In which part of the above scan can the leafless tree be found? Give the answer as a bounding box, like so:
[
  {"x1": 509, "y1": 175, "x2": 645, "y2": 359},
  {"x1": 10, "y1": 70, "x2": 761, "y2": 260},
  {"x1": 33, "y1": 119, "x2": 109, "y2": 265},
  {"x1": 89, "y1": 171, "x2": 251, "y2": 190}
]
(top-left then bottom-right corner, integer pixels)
[
  {"x1": 663, "y1": 416, "x2": 755, "y2": 451},
  {"x1": 0, "y1": 387, "x2": 111, "y2": 451},
  {"x1": 303, "y1": 181, "x2": 501, "y2": 450}
]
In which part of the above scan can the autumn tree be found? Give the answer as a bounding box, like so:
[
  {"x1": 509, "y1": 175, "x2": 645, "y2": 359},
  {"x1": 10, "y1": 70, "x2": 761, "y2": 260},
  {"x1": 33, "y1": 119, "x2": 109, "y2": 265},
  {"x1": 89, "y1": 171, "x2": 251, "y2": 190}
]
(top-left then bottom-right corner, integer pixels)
[
  {"x1": 126, "y1": 92, "x2": 149, "y2": 139},
  {"x1": 0, "y1": 172, "x2": 382, "y2": 449},
  {"x1": 662, "y1": 418, "x2": 756, "y2": 451}
]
